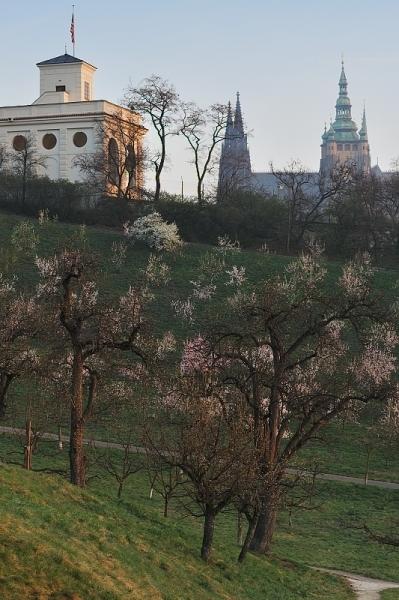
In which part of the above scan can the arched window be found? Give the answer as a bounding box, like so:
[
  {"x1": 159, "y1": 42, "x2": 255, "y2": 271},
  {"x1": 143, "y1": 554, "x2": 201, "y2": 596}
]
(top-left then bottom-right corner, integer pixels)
[
  {"x1": 126, "y1": 144, "x2": 137, "y2": 189},
  {"x1": 108, "y1": 138, "x2": 119, "y2": 185}
]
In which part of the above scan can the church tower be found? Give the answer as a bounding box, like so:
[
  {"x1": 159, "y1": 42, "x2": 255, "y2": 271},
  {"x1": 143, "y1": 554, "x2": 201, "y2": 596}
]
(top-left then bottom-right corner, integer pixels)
[
  {"x1": 320, "y1": 62, "x2": 371, "y2": 175},
  {"x1": 217, "y1": 93, "x2": 252, "y2": 200}
]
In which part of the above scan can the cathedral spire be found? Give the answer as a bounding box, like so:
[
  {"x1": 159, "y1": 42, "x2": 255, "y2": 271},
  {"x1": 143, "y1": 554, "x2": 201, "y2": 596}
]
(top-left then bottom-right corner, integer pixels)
[
  {"x1": 227, "y1": 101, "x2": 233, "y2": 128},
  {"x1": 225, "y1": 100, "x2": 235, "y2": 141},
  {"x1": 359, "y1": 105, "x2": 368, "y2": 140},
  {"x1": 234, "y1": 92, "x2": 244, "y2": 135}
]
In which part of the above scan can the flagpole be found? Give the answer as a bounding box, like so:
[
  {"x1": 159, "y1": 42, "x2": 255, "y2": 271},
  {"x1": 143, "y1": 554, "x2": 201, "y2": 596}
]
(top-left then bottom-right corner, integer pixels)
[{"x1": 72, "y1": 5, "x2": 75, "y2": 57}]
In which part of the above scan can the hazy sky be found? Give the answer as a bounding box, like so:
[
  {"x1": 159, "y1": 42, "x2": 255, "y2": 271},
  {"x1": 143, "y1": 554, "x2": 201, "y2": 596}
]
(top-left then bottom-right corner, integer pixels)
[{"x1": 2, "y1": 0, "x2": 399, "y2": 193}]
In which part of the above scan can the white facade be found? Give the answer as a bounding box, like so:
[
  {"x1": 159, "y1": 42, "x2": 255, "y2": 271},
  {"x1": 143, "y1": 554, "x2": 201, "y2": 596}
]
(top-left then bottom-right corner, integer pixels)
[{"x1": 0, "y1": 54, "x2": 142, "y2": 186}]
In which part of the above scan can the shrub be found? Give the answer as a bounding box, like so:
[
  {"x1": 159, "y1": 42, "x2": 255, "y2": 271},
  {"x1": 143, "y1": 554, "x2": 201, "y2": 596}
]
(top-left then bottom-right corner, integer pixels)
[{"x1": 123, "y1": 212, "x2": 183, "y2": 252}]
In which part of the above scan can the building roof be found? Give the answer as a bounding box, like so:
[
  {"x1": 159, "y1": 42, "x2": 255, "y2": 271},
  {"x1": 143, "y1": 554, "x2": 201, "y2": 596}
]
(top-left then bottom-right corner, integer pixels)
[
  {"x1": 36, "y1": 53, "x2": 96, "y2": 70},
  {"x1": 36, "y1": 53, "x2": 84, "y2": 66},
  {"x1": 251, "y1": 172, "x2": 320, "y2": 197}
]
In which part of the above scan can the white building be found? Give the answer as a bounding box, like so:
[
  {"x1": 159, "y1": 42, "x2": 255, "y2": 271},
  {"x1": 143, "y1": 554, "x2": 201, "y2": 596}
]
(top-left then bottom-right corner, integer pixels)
[{"x1": 0, "y1": 53, "x2": 144, "y2": 194}]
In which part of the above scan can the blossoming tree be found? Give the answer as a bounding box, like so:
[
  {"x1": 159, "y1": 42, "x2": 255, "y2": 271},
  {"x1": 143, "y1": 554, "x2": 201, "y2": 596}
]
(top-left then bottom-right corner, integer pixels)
[
  {"x1": 36, "y1": 248, "x2": 169, "y2": 486},
  {"x1": 173, "y1": 246, "x2": 398, "y2": 555},
  {"x1": 0, "y1": 273, "x2": 42, "y2": 418}
]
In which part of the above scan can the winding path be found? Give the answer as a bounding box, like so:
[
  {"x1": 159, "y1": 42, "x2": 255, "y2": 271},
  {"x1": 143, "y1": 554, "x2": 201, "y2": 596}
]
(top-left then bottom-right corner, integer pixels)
[
  {"x1": 1, "y1": 425, "x2": 399, "y2": 490},
  {"x1": 315, "y1": 568, "x2": 399, "y2": 599}
]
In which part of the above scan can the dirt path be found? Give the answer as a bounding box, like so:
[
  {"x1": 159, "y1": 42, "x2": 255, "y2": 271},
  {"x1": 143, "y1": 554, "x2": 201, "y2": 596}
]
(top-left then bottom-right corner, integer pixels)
[
  {"x1": 316, "y1": 568, "x2": 399, "y2": 599},
  {"x1": 1, "y1": 425, "x2": 399, "y2": 490}
]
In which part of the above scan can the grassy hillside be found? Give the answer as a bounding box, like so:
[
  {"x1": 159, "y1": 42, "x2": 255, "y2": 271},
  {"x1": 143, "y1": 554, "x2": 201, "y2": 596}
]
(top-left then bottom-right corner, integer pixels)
[
  {"x1": 1, "y1": 435, "x2": 399, "y2": 593},
  {"x1": 1, "y1": 209, "x2": 399, "y2": 482},
  {"x1": 0, "y1": 463, "x2": 354, "y2": 600}
]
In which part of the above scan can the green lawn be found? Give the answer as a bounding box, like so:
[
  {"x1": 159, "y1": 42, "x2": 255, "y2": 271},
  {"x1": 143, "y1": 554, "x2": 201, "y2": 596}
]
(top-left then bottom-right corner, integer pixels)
[
  {"x1": 1, "y1": 434, "x2": 398, "y2": 599},
  {"x1": 299, "y1": 421, "x2": 399, "y2": 483},
  {"x1": 1, "y1": 211, "x2": 399, "y2": 597},
  {"x1": 0, "y1": 459, "x2": 354, "y2": 600}
]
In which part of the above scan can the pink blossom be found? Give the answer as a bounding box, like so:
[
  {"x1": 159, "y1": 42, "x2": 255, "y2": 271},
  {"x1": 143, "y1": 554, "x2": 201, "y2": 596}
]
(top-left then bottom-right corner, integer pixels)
[{"x1": 180, "y1": 335, "x2": 213, "y2": 375}]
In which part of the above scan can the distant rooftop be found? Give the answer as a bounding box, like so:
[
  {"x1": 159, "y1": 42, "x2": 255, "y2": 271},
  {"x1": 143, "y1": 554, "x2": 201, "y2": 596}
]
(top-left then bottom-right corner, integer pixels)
[
  {"x1": 36, "y1": 53, "x2": 83, "y2": 66},
  {"x1": 36, "y1": 53, "x2": 96, "y2": 69}
]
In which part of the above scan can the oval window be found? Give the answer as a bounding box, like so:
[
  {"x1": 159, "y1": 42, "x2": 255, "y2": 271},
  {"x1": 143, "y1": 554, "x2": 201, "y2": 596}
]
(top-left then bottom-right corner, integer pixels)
[
  {"x1": 13, "y1": 135, "x2": 27, "y2": 151},
  {"x1": 73, "y1": 132, "x2": 88, "y2": 148},
  {"x1": 42, "y1": 133, "x2": 57, "y2": 150}
]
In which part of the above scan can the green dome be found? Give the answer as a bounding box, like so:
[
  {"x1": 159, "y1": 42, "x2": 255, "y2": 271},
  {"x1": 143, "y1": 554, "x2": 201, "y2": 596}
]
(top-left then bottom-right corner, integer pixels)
[{"x1": 336, "y1": 96, "x2": 351, "y2": 107}]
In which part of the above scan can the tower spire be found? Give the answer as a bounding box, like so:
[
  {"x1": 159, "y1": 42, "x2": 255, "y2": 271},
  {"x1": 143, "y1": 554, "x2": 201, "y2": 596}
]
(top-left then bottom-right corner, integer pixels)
[
  {"x1": 225, "y1": 100, "x2": 235, "y2": 140},
  {"x1": 339, "y1": 60, "x2": 348, "y2": 97},
  {"x1": 359, "y1": 105, "x2": 368, "y2": 140},
  {"x1": 234, "y1": 91, "x2": 244, "y2": 135},
  {"x1": 335, "y1": 60, "x2": 352, "y2": 122}
]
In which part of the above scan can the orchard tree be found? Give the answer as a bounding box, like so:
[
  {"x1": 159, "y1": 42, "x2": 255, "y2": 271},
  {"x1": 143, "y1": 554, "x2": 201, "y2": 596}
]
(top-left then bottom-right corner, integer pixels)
[
  {"x1": 36, "y1": 247, "x2": 170, "y2": 486},
  {"x1": 0, "y1": 273, "x2": 42, "y2": 418},
  {"x1": 123, "y1": 211, "x2": 183, "y2": 252},
  {"x1": 173, "y1": 245, "x2": 398, "y2": 555},
  {"x1": 149, "y1": 338, "x2": 257, "y2": 562},
  {"x1": 125, "y1": 75, "x2": 180, "y2": 201}
]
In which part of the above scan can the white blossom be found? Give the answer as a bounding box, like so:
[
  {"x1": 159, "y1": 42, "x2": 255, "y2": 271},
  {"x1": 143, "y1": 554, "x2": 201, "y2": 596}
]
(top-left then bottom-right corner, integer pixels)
[
  {"x1": 226, "y1": 266, "x2": 246, "y2": 287},
  {"x1": 123, "y1": 212, "x2": 183, "y2": 252}
]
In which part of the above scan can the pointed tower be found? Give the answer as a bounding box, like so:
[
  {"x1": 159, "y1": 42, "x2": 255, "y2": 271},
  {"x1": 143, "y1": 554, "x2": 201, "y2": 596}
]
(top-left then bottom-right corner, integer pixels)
[
  {"x1": 320, "y1": 62, "x2": 371, "y2": 175},
  {"x1": 217, "y1": 93, "x2": 252, "y2": 200},
  {"x1": 359, "y1": 106, "x2": 368, "y2": 140},
  {"x1": 226, "y1": 101, "x2": 235, "y2": 138},
  {"x1": 234, "y1": 92, "x2": 244, "y2": 135}
]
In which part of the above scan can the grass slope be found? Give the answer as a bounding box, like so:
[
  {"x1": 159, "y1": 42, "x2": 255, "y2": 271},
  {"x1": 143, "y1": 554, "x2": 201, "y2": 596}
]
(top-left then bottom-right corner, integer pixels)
[
  {"x1": 1, "y1": 436, "x2": 399, "y2": 596},
  {"x1": 1, "y1": 210, "x2": 399, "y2": 480},
  {"x1": 0, "y1": 463, "x2": 353, "y2": 600}
]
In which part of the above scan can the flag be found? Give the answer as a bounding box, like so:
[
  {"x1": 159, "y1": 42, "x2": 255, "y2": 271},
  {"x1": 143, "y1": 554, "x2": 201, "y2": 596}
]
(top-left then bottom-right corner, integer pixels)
[{"x1": 70, "y1": 13, "x2": 75, "y2": 44}]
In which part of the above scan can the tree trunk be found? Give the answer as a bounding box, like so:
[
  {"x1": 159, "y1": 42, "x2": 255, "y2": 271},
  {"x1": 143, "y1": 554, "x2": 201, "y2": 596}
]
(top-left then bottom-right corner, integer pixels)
[
  {"x1": 117, "y1": 481, "x2": 123, "y2": 499},
  {"x1": 0, "y1": 372, "x2": 14, "y2": 419},
  {"x1": 69, "y1": 351, "x2": 86, "y2": 487},
  {"x1": 238, "y1": 512, "x2": 259, "y2": 563},
  {"x1": 197, "y1": 179, "x2": 203, "y2": 204},
  {"x1": 237, "y1": 511, "x2": 244, "y2": 546},
  {"x1": 201, "y1": 506, "x2": 216, "y2": 562},
  {"x1": 364, "y1": 448, "x2": 372, "y2": 486},
  {"x1": 24, "y1": 419, "x2": 33, "y2": 470},
  {"x1": 249, "y1": 493, "x2": 278, "y2": 555},
  {"x1": 164, "y1": 496, "x2": 169, "y2": 518}
]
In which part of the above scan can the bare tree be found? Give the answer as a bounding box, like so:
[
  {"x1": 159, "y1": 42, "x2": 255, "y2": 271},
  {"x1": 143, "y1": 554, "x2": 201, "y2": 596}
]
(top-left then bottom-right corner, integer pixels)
[
  {"x1": 271, "y1": 160, "x2": 353, "y2": 252},
  {"x1": 180, "y1": 103, "x2": 229, "y2": 204},
  {"x1": 74, "y1": 109, "x2": 145, "y2": 201},
  {"x1": 97, "y1": 441, "x2": 142, "y2": 499},
  {"x1": 10, "y1": 133, "x2": 47, "y2": 210},
  {"x1": 146, "y1": 458, "x2": 185, "y2": 518},
  {"x1": 125, "y1": 75, "x2": 180, "y2": 201},
  {"x1": 0, "y1": 144, "x2": 9, "y2": 173}
]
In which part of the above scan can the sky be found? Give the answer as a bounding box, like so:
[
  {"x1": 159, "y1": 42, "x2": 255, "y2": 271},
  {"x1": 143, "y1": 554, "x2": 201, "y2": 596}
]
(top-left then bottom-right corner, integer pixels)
[{"x1": 1, "y1": 0, "x2": 399, "y2": 194}]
